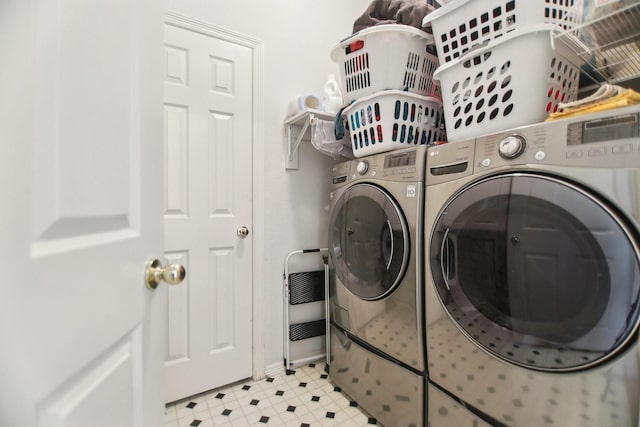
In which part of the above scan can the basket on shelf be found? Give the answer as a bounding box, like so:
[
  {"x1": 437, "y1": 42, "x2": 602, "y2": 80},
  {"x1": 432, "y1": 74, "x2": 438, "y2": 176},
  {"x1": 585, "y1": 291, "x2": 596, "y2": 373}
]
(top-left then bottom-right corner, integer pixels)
[
  {"x1": 434, "y1": 25, "x2": 586, "y2": 143},
  {"x1": 344, "y1": 90, "x2": 446, "y2": 158},
  {"x1": 330, "y1": 24, "x2": 441, "y2": 103},
  {"x1": 423, "y1": 0, "x2": 584, "y2": 65}
]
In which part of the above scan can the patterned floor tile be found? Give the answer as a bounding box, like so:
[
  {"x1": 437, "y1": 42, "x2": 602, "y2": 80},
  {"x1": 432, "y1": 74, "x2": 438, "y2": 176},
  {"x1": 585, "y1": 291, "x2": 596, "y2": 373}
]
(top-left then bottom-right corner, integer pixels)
[{"x1": 166, "y1": 362, "x2": 380, "y2": 426}]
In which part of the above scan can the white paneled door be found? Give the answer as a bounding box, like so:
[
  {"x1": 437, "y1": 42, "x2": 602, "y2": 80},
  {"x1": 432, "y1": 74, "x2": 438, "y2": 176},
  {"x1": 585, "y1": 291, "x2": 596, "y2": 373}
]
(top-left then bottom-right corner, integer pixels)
[
  {"x1": 0, "y1": 1, "x2": 165, "y2": 427},
  {"x1": 163, "y1": 21, "x2": 254, "y2": 403}
]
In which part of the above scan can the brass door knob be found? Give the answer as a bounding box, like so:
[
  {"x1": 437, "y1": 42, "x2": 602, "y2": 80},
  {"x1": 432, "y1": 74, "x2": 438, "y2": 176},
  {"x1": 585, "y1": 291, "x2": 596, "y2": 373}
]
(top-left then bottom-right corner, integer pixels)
[
  {"x1": 144, "y1": 258, "x2": 186, "y2": 289},
  {"x1": 237, "y1": 226, "x2": 250, "y2": 237}
]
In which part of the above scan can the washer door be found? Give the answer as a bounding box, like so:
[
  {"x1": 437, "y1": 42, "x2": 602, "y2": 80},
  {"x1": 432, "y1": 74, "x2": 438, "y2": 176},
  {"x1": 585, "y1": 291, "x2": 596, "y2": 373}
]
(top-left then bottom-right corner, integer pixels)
[
  {"x1": 330, "y1": 183, "x2": 409, "y2": 300},
  {"x1": 429, "y1": 173, "x2": 640, "y2": 371}
]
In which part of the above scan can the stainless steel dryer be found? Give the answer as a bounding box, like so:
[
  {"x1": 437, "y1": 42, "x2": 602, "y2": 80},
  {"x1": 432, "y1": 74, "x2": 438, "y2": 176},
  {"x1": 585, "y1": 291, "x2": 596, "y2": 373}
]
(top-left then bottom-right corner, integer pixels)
[
  {"x1": 425, "y1": 105, "x2": 640, "y2": 426},
  {"x1": 328, "y1": 145, "x2": 427, "y2": 427}
]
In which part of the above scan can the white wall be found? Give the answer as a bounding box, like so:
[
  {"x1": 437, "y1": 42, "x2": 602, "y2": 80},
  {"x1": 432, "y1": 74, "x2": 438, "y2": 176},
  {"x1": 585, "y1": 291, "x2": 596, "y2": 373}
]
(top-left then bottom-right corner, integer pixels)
[{"x1": 163, "y1": 0, "x2": 372, "y2": 371}]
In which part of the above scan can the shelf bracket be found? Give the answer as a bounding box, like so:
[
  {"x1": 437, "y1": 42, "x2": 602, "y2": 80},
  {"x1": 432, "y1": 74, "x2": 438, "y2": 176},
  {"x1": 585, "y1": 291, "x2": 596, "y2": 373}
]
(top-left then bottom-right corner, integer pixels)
[
  {"x1": 285, "y1": 109, "x2": 335, "y2": 170},
  {"x1": 286, "y1": 114, "x2": 313, "y2": 170}
]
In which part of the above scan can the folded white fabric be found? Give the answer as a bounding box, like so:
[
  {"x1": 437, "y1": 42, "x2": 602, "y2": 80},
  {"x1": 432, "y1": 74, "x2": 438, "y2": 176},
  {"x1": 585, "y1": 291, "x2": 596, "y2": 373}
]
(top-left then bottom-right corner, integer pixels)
[
  {"x1": 559, "y1": 84, "x2": 626, "y2": 110},
  {"x1": 547, "y1": 86, "x2": 640, "y2": 121}
]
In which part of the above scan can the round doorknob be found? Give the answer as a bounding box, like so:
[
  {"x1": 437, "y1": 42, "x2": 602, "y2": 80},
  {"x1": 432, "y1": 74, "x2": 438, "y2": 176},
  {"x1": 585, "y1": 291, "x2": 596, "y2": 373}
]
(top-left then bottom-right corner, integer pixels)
[
  {"x1": 237, "y1": 226, "x2": 250, "y2": 237},
  {"x1": 144, "y1": 258, "x2": 186, "y2": 289}
]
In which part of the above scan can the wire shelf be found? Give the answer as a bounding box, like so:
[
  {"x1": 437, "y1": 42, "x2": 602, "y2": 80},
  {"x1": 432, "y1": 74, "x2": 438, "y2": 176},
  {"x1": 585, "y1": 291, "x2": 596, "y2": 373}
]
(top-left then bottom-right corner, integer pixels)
[{"x1": 557, "y1": 0, "x2": 640, "y2": 84}]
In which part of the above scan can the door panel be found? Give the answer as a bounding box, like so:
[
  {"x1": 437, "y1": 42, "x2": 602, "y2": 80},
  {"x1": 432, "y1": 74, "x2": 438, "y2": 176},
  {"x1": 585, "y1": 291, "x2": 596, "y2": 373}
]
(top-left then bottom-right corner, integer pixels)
[
  {"x1": 329, "y1": 183, "x2": 410, "y2": 300},
  {"x1": 38, "y1": 332, "x2": 141, "y2": 427},
  {"x1": 429, "y1": 173, "x2": 640, "y2": 371},
  {"x1": 166, "y1": 251, "x2": 190, "y2": 364},
  {"x1": 0, "y1": 0, "x2": 164, "y2": 426},
  {"x1": 163, "y1": 22, "x2": 253, "y2": 402}
]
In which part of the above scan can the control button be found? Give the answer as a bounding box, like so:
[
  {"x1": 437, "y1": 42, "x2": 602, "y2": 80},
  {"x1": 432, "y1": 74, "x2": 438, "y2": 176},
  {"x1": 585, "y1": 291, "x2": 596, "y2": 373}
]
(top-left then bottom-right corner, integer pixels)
[
  {"x1": 371, "y1": 171, "x2": 377, "y2": 177},
  {"x1": 498, "y1": 134, "x2": 527, "y2": 159},
  {"x1": 612, "y1": 144, "x2": 633, "y2": 154},
  {"x1": 588, "y1": 147, "x2": 607, "y2": 157},
  {"x1": 408, "y1": 167, "x2": 416, "y2": 173},
  {"x1": 566, "y1": 150, "x2": 583, "y2": 159},
  {"x1": 534, "y1": 150, "x2": 546, "y2": 161},
  {"x1": 481, "y1": 158, "x2": 491, "y2": 167},
  {"x1": 356, "y1": 160, "x2": 369, "y2": 175}
]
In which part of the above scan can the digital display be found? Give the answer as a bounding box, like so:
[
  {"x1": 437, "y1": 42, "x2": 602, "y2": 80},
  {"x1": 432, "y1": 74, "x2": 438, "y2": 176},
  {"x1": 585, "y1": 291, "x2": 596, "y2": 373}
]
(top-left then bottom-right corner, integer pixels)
[
  {"x1": 567, "y1": 113, "x2": 639, "y2": 145},
  {"x1": 384, "y1": 150, "x2": 416, "y2": 168}
]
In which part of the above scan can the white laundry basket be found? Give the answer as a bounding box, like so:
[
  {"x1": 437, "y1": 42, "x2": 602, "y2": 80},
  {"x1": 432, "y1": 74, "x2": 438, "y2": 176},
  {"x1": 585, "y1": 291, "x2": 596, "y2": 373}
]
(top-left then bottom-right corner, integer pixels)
[
  {"x1": 344, "y1": 90, "x2": 446, "y2": 158},
  {"x1": 423, "y1": 0, "x2": 583, "y2": 65},
  {"x1": 330, "y1": 25, "x2": 441, "y2": 103},
  {"x1": 434, "y1": 25, "x2": 585, "y2": 143}
]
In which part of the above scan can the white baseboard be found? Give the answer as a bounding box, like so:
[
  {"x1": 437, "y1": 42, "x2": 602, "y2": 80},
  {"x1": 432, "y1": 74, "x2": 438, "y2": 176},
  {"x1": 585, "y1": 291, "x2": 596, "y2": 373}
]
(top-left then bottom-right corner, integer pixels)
[
  {"x1": 265, "y1": 362, "x2": 286, "y2": 378},
  {"x1": 264, "y1": 352, "x2": 327, "y2": 378}
]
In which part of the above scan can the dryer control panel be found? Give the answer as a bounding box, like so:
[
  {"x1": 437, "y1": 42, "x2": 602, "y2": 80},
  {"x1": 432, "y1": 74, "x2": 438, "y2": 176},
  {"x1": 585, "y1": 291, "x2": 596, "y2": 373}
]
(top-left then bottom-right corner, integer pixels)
[
  {"x1": 474, "y1": 105, "x2": 640, "y2": 172},
  {"x1": 427, "y1": 140, "x2": 476, "y2": 186}
]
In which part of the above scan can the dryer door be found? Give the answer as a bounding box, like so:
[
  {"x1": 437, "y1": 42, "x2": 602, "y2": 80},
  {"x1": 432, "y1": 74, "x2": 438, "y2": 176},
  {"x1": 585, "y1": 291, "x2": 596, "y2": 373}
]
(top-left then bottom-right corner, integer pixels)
[
  {"x1": 330, "y1": 183, "x2": 409, "y2": 300},
  {"x1": 429, "y1": 172, "x2": 640, "y2": 371}
]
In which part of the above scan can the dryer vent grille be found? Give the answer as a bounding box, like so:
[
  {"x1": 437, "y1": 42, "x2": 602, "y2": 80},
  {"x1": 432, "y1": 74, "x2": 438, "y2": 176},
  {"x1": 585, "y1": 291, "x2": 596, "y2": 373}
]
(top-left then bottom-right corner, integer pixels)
[{"x1": 288, "y1": 271, "x2": 325, "y2": 305}]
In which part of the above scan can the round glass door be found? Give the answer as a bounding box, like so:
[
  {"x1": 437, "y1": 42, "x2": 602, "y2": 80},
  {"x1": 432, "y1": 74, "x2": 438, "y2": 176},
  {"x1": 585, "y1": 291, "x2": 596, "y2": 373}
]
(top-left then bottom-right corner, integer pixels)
[
  {"x1": 429, "y1": 172, "x2": 640, "y2": 371},
  {"x1": 330, "y1": 183, "x2": 409, "y2": 300}
]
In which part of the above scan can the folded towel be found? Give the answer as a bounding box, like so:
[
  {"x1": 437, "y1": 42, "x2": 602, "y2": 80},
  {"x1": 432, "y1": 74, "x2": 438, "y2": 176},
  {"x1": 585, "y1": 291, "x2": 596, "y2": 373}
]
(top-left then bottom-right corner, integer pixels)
[
  {"x1": 559, "y1": 84, "x2": 626, "y2": 109},
  {"x1": 547, "y1": 87, "x2": 640, "y2": 121}
]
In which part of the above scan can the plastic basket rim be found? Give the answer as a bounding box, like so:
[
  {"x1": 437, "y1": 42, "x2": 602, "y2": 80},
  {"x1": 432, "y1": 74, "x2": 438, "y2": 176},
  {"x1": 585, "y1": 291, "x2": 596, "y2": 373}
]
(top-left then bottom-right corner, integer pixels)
[
  {"x1": 432, "y1": 23, "x2": 585, "y2": 79},
  {"x1": 422, "y1": 0, "x2": 582, "y2": 26},
  {"x1": 343, "y1": 90, "x2": 443, "y2": 114},
  {"x1": 330, "y1": 24, "x2": 434, "y2": 62},
  {"x1": 422, "y1": 0, "x2": 475, "y2": 25}
]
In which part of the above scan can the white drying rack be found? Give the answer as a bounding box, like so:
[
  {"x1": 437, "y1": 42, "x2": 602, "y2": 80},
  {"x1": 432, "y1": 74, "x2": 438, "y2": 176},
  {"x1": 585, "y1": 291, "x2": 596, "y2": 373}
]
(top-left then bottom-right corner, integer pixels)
[{"x1": 556, "y1": 1, "x2": 640, "y2": 85}]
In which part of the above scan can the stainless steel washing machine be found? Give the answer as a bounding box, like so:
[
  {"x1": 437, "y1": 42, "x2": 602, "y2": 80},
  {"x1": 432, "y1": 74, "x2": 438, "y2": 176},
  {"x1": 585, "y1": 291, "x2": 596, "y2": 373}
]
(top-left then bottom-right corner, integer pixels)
[
  {"x1": 424, "y1": 105, "x2": 640, "y2": 427},
  {"x1": 328, "y1": 145, "x2": 428, "y2": 427}
]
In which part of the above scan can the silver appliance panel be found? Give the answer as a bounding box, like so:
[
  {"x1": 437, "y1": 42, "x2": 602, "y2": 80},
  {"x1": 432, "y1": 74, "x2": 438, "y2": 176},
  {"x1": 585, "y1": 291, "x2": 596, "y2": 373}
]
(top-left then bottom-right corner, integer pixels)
[
  {"x1": 424, "y1": 105, "x2": 640, "y2": 426},
  {"x1": 427, "y1": 383, "x2": 493, "y2": 427},
  {"x1": 330, "y1": 324, "x2": 424, "y2": 427},
  {"x1": 329, "y1": 146, "x2": 428, "y2": 372}
]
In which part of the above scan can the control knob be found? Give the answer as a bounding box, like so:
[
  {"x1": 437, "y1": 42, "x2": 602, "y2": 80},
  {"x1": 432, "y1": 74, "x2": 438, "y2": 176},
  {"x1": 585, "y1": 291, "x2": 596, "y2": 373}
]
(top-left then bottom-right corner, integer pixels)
[
  {"x1": 356, "y1": 160, "x2": 369, "y2": 175},
  {"x1": 498, "y1": 134, "x2": 526, "y2": 159}
]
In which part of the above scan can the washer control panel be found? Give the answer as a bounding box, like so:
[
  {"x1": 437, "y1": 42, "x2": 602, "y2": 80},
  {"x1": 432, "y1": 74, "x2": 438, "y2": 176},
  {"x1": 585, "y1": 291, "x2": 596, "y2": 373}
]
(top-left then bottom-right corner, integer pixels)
[{"x1": 331, "y1": 146, "x2": 427, "y2": 186}]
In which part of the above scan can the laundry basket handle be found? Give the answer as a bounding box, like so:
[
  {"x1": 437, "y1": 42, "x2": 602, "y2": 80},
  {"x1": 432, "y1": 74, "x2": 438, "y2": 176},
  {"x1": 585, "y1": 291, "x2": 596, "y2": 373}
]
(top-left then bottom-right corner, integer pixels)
[{"x1": 455, "y1": 40, "x2": 493, "y2": 68}]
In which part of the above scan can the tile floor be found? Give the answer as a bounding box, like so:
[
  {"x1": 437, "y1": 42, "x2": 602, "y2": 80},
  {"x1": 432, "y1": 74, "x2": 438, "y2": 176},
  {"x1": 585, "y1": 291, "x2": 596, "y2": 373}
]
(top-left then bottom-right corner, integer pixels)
[{"x1": 164, "y1": 361, "x2": 380, "y2": 427}]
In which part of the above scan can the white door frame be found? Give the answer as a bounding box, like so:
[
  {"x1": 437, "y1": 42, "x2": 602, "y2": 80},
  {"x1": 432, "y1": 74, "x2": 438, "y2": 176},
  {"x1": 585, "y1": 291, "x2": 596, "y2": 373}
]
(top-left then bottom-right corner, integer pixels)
[{"x1": 164, "y1": 11, "x2": 266, "y2": 382}]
